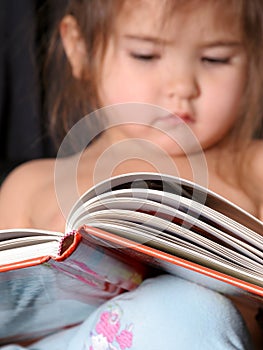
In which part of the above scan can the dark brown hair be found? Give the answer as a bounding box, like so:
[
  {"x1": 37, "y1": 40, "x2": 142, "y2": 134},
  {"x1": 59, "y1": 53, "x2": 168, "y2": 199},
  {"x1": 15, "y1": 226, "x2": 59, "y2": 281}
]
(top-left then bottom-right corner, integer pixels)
[{"x1": 45, "y1": 0, "x2": 263, "y2": 149}]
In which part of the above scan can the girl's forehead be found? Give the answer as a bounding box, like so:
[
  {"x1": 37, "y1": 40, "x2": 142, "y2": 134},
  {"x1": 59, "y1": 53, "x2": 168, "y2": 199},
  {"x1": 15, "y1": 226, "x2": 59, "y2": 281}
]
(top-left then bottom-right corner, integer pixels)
[{"x1": 116, "y1": 0, "x2": 242, "y2": 39}]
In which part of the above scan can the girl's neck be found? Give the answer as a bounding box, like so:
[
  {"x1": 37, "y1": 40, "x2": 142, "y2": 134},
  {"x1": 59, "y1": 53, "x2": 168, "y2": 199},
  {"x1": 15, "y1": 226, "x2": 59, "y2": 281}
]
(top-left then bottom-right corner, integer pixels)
[{"x1": 80, "y1": 130, "x2": 209, "y2": 186}]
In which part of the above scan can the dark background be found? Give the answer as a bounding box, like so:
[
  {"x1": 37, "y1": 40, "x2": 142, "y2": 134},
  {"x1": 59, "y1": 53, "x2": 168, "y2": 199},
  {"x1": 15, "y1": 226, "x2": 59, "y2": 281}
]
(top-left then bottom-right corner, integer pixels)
[{"x1": 0, "y1": 0, "x2": 66, "y2": 182}]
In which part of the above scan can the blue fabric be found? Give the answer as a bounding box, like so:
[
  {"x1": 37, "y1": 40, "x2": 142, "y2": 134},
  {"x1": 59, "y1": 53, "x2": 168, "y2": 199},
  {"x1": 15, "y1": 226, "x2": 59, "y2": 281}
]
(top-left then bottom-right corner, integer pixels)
[
  {"x1": 1, "y1": 275, "x2": 252, "y2": 350},
  {"x1": 0, "y1": 265, "x2": 97, "y2": 342}
]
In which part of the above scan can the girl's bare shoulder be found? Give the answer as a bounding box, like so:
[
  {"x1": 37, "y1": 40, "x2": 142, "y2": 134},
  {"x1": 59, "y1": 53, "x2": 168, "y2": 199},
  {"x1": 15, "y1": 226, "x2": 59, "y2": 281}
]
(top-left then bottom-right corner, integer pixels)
[
  {"x1": 246, "y1": 140, "x2": 263, "y2": 181},
  {"x1": 244, "y1": 139, "x2": 263, "y2": 219},
  {"x1": 0, "y1": 158, "x2": 55, "y2": 228}
]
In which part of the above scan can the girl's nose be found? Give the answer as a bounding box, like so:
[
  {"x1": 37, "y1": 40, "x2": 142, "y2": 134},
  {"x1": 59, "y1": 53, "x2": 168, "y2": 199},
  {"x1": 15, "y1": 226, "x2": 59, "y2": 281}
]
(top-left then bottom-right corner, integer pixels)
[{"x1": 165, "y1": 64, "x2": 199, "y2": 101}]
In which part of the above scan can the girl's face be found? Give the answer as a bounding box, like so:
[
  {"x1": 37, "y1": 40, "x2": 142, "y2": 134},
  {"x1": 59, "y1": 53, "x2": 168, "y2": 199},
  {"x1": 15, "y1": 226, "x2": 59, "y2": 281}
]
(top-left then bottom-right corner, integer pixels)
[{"x1": 98, "y1": 0, "x2": 248, "y2": 154}]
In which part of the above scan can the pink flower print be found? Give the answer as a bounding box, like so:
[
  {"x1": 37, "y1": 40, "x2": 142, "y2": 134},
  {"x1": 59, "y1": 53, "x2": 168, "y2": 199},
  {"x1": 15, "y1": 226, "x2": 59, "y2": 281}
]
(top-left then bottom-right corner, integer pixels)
[
  {"x1": 89, "y1": 332, "x2": 117, "y2": 350},
  {"x1": 116, "y1": 324, "x2": 133, "y2": 350},
  {"x1": 95, "y1": 310, "x2": 121, "y2": 343}
]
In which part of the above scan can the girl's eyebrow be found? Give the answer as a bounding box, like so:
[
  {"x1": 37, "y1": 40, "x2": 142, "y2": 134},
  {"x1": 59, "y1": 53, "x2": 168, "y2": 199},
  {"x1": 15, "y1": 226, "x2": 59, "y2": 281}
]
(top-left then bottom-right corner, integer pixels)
[
  {"x1": 201, "y1": 40, "x2": 243, "y2": 48},
  {"x1": 122, "y1": 35, "x2": 243, "y2": 48},
  {"x1": 122, "y1": 34, "x2": 168, "y2": 45}
]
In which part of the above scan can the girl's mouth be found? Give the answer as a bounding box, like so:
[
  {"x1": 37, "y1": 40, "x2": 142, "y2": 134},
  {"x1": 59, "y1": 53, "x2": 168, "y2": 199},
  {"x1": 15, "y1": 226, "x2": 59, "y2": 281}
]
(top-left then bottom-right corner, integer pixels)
[
  {"x1": 174, "y1": 112, "x2": 194, "y2": 124},
  {"x1": 152, "y1": 112, "x2": 194, "y2": 127}
]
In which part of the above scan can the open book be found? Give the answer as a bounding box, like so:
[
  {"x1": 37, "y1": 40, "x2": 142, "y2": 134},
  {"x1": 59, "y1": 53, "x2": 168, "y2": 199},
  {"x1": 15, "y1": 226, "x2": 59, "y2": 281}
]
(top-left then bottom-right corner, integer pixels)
[{"x1": 0, "y1": 172, "x2": 262, "y2": 344}]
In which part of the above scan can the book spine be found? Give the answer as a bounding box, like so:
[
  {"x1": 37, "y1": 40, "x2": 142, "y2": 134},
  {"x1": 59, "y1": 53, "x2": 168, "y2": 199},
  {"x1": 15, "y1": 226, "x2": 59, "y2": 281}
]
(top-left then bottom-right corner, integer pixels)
[{"x1": 55, "y1": 230, "x2": 82, "y2": 261}]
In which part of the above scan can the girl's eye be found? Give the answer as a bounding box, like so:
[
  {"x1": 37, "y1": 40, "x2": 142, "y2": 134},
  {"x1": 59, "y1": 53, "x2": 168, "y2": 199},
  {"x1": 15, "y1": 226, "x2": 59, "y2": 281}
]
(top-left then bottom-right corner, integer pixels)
[
  {"x1": 130, "y1": 52, "x2": 160, "y2": 61},
  {"x1": 202, "y1": 57, "x2": 230, "y2": 64}
]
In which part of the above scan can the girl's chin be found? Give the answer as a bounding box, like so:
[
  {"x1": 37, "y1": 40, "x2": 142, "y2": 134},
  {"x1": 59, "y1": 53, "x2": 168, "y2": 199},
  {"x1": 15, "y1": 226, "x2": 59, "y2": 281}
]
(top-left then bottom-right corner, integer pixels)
[
  {"x1": 142, "y1": 134, "x2": 202, "y2": 157},
  {"x1": 103, "y1": 124, "x2": 204, "y2": 158}
]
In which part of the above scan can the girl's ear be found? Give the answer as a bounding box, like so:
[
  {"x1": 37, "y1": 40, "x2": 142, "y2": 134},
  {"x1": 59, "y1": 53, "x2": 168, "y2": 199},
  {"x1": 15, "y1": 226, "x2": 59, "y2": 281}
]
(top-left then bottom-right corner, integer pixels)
[{"x1": 60, "y1": 15, "x2": 87, "y2": 79}]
